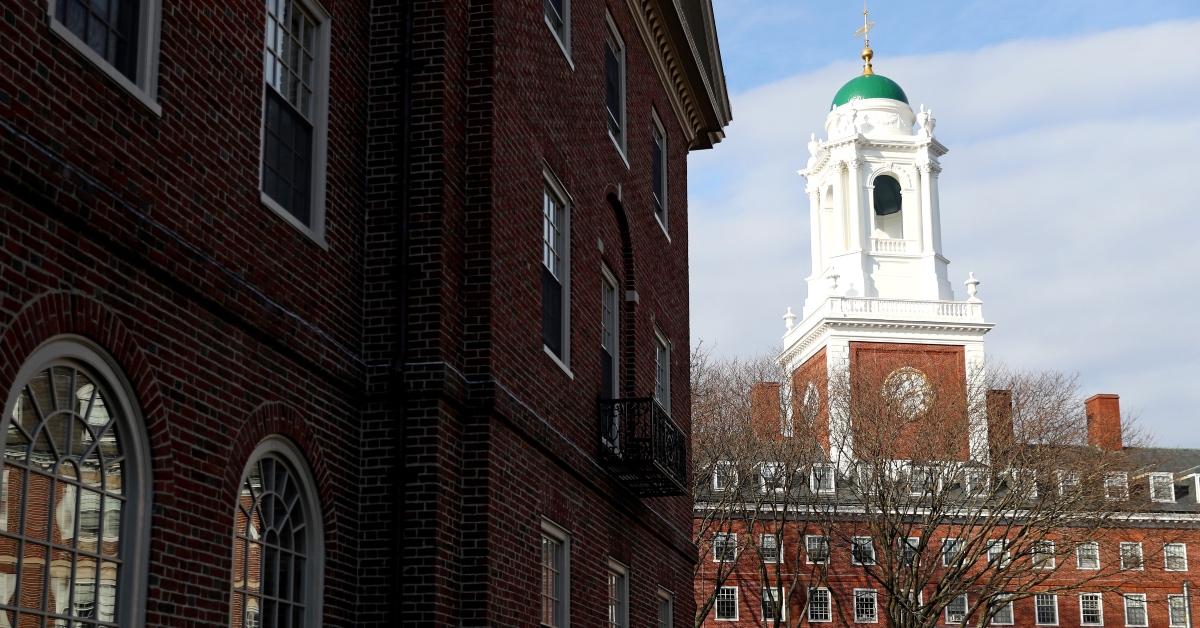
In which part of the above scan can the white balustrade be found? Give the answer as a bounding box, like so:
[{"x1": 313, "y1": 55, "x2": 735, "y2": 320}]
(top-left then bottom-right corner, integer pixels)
[
  {"x1": 870, "y1": 238, "x2": 916, "y2": 254},
  {"x1": 824, "y1": 296, "x2": 984, "y2": 323}
]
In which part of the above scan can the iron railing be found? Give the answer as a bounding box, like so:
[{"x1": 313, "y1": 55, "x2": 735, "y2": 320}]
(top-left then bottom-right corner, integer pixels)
[{"x1": 598, "y1": 397, "x2": 687, "y2": 497}]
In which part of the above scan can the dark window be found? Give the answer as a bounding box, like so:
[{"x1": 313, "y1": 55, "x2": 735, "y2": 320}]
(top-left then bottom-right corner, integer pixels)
[
  {"x1": 600, "y1": 270, "x2": 618, "y2": 399},
  {"x1": 651, "y1": 123, "x2": 666, "y2": 222},
  {"x1": 605, "y1": 27, "x2": 623, "y2": 145},
  {"x1": 544, "y1": 0, "x2": 566, "y2": 41},
  {"x1": 262, "y1": 0, "x2": 318, "y2": 226},
  {"x1": 542, "y1": 187, "x2": 567, "y2": 359},
  {"x1": 873, "y1": 175, "x2": 902, "y2": 216},
  {"x1": 56, "y1": 0, "x2": 140, "y2": 80}
]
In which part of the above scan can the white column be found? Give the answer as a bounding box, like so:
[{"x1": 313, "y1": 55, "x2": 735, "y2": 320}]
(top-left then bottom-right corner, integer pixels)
[
  {"x1": 928, "y1": 163, "x2": 945, "y2": 253},
  {"x1": 919, "y1": 164, "x2": 935, "y2": 255},
  {"x1": 808, "y1": 187, "x2": 823, "y2": 273},
  {"x1": 846, "y1": 160, "x2": 863, "y2": 252}
]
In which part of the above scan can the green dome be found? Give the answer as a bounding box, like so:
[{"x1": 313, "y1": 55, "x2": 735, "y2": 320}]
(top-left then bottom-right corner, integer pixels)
[{"x1": 831, "y1": 74, "x2": 909, "y2": 109}]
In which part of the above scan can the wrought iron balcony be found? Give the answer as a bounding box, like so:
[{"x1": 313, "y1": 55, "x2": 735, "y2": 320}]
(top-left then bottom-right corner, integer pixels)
[{"x1": 598, "y1": 397, "x2": 687, "y2": 497}]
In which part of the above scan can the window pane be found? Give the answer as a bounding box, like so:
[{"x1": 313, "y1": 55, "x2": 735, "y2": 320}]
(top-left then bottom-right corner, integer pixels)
[
  {"x1": 604, "y1": 37, "x2": 622, "y2": 141},
  {"x1": 55, "y1": 0, "x2": 140, "y2": 79}
]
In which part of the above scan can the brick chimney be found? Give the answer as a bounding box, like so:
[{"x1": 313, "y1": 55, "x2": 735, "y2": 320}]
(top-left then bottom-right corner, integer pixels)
[
  {"x1": 1085, "y1": 394, "x2": 1122, "y2": 451},
  {"x1": 986, "y1": 389, "x2": 1013, "y2": 459},
  {"x1": 750, "y1": 381, "x2": 782, "y2": 440}
]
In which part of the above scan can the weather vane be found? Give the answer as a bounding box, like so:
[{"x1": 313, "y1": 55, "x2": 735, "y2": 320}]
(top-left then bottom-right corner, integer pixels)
[{"x1": 853, "y1": 0, "x2": 876, "y2": 75}]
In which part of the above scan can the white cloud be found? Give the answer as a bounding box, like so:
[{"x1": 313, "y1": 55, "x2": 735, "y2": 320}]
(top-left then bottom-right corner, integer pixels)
[{"x1": 688, "y1": 19, "x2": 1200, "y2": 445}]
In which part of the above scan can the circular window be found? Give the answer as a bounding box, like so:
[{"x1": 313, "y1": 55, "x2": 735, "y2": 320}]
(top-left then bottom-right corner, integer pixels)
[{"x1": 882, "y1": 367, "x2": 933, "y2": 419}]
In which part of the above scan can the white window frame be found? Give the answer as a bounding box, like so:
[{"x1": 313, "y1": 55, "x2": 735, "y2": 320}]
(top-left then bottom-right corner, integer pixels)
[
  {"x1": 1012, "y1": 467, "x2": 1039, "y2": 499},
  {"x1": 656, "y1": 588, "x2": 673, "y2": 628},
  {"x1": 759, "y1": 461, "x2": 784, "y2": 494},
  {"x1": 853, "y1": 589, "x2": 878, "y2": 624},
  {"x1": 650, "y1": 109, "x2": 669, "y2": 235},
  {"x1": 603, "y1": 13, "x2": 628, "y2": 162},
  {"x1": 1077, "y1": 541, "x2": 1101, "y2": 570},
  {"x1": 1104, "y1": 472, "x2": 1129, "y2": 500},
  {"x1": 541, "y1": 518, "x2": 571, "y2": 628},
  {"x1": 1168, "y1": 594, "x2": 1189, "y2": 628},
  {"x1": 987, "y1": 539, "x2": 1011, "y2": 569},
  {"x1": 543, "y1": 0, "x2": 571, "y2": 64},
  {"x1": 1150, "y1": 472, "x2": 1176, "y2": 503},
  {"x1": 1080, "y1": 593, "x2": 1104, "y2": 626},
  {"x1": 600, "y1": 265, "x2": 619, "y2": 397},
  {"x1": 1058, "y1": 470, "x2": 1080, "y2": 496},
  {"x1": 990, "y1": 597, "x2": 1015, "y2": 625},
  {"x1": 808, "y1": 587, "x2": 832, "y2": 623},
  {"x1": 946, "y1": 593, "x2": 969, "y2": 625},
  {"x1": 806, "y1": 535, "x2": 830, "y2": 565},
  {"x1": 606, "y1": 559, "x2": 629, "y2": 628},
  {"x1": 942, "y1": 538, "x2": 962, "y2": 567},
  {"x1": 1119, "y1": 542, "x2": 1144, "y2": 571},
  {"x1": 900, "y1": 536, "x2": 920, "y2": 566},
  {"x1": 257, "y1": 0, "x2": 333, "y2": 244},
  {"x1": 762, "y1": 586, "x2": 787, "y2": 622},
  {"x1": 1123, "y1": 594, "x2": 1147, "y2": 628},
  {"x1": 909, "y1": 464, "x2": 942, "y2": 496},
  {"x1": 45, "y1": 0, "x2": 163, "y2": 114},
  {"x1": 1164, "y1": 542, "x2": 1188, "y2": 571},
  {"x1": 811, "y1": 463, "x2": 837, "y2": 494},
  {"x1": 653, "y1": 328, "x2": 670, "y2": 413},
  {"x1": 712, "y1": 460, "x2": 737, "y2": 492},
  {"x1": 715, "y1": 586, "x2": 739, "y2": 621},
  {"x1": 1035, "y1": 593, "x2": 1060, "y2": 626},
  {"x1": 760, "y1": 533, "x2": 782, "y2": 564},
  {"x1": 1033, "y1": 540, "x2": 1056, "y2": 570},
  {"x1": 541, "y1": 168, "x2": 573, "y2": 374},
  {"x1": 851, "y1": 537, "x2": 876, "y2": 566},
  {"x1": 713, "y1": 532, "x2": 737, "y2": 563}
]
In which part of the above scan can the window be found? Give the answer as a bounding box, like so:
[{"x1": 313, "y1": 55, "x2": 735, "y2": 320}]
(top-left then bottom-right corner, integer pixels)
[
  {"x1": 946, "y1": 594, "x2": 968, "y2": 624},
  {"x1": 762, "y1": 586, "x2": 786, "y2": 622},
  {"x1": 759, "y1": 462, "x2": 785, "y2": 493},
  {"x1": 1011, "y1": 468, "x2": 1039, "y2": 499},
  {"x1": 854, "y1": 589, "x2": 878, "y2": 623},
  {"x1": 654, "y1": 330, "x2": 670, "y2": 413},
  {"x1": 1035, "y1": 594, "x2": 1059, "y2": 625},
  {"x1": 1151, "y1": 473, "x2": 1176, "y2": 502},
  {"x1": 541, "y1": 519, "x2": 570, "y2": 627},
  {"x1": 232, "y1": 438, "x2": 324, "y2": 628},
  {"x1": 901, "y1": 537, "x2": 919, "y2": 566},
  {"x1": 991, "y1": 597, "x2": 1014, "y2": 625},
  {"x1": 657, "y1": 589, "x2": 673, "y2": 628},
  {"x1": 1123, "y1": 594, "x2": 1147, "y2": 627},
  {"x1": 600, "y1": 267, "x2": 619, "y2": 400},
  {"x1": 47, "y1": 0, "x2": 162, "y2": 111},
  {"x1": 760, "y1": 534, "x2": 781, "y2": 563},
  {"x1": 965, "y1": 467, "x2": 989, "y2": 496},
  {"x1": 1080, "y1": 593, "x2": 1104, "y2": 626},
  {"x1": 603, "y1": 16, "x2": 626, "y2": 156},
  {"x1": 896, "y1": 590, "x2": 922, "y2": 624},
  {"x1": 651, "y1": 112, "x2": 668, "y2": 229},
  {"x1": 942, "y1": 538, "x2": 963, "y2": 566},
  {"x1": 987, "y1": 540, "x2": 1011, "y2": 569},
  {"x1": 808, "y1": 588, "x2": 832, "y2": 623},
  {"x1": 1105, "y1": 472, "x2": 1129, "y2": 500},
  {"x1": 1058, "y1": 471, "x2": 1080, "y2": 496},
  {"x1": 542, "y1": 175, "x2": 571, "y2": 366},
  {"x1": 811, "y1": 463, "x2": 836, "y2": 494},
  {"x1": 716, "y1": 586, "x2": 738, "y2": 621},
  {"x1": 712, "y1": 460, "x2": 737, "y2": 492},
  {"x1": 0, "y1": 339, "x2": 151, "y2": 627},
  {"x1": 606, "y1": 560, "x2": 628, "y2": 628},
  {"x1": 260, "y1": 0, "x2": 331, "y2": 236},
  {"x1": 909, "y1": 465, "x2": 940, "y2": 496},
  {"x1": 806, "y1": 535, "x2": 830, "y2": 564},
  {"x1": 544, "y1": 0, "x2": 570, "y2": 57},
  {"x1": 1165, "y1": 542, "x2": 1188, "y2": 571},
  {"x1": 713, "y1": 533, "x2": 737, "y2": 562},
  {"x1": 852, "y1": 537, "x2": 876, "y2": 566},
  {"x1": 1033, "y1": 540, "x2": 1056, "y2": 570},
  {"x1": 1077, "y1": 542, "x2": 1100, "y2": 570},
  {"x1": 1168, "y1": 595, "x2": 1189, "y2": 627},
  {"x1": 1119, "y1": 542, "x2": 1143, "y2": 570}
]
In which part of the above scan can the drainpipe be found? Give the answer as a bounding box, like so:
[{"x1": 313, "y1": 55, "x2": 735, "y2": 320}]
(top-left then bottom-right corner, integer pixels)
[{"x1": 1185, "y1": 580, "x2": 1193, "y2": 628}]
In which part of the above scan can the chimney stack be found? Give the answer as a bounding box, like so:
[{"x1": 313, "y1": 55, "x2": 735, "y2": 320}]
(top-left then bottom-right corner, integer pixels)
[
  {"x1": 750, "y1": 382, "x2": 783, "y2": 440},
  {"x1": 986, "y1": 389, "x2": 1014, "y2": 459},
  {"x1": 1085, "y1": 394, "x2": 1122, "y2": 451}
]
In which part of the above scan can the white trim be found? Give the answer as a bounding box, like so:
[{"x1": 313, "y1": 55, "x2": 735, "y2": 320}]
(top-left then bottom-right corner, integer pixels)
[
  {"x1": 541, "y1": 517, "x2": 572, "y2": 628},
  {"x1": 1035, "y1": 593, "x2": 1060, "y2": 626},
  {"x1": 805, "y1": 535, "x2": 830, "y2": 565},
  {"x1": 807, "y1": 587, "x2": 833, "y2": 623},
  {"x1": 945, "y1": 593, "x2": 969, "y2": 625},
  {"x1": 851, "y1": 536, "x2": 876, "y2": 566},
  {"x1": 715, "y1": 585, "x2": 739, "y2": 621},
  {"x1": 711, "y1": 460, "x2": 737, "y2": 492},
  {"x1": 1079, "y1": 592, "x2": 1104, "y2": 626},
  {"x1": 606, "y1": 558, "x2": 629, "y2": 628},
  {"x1": 1168, "y1": 594, "x2": 1189, "y2": 628},
  {"x1": 1104, "y1": 471, "x2": 1129, "y2": 500},
  {"x1": 762, "y1": 585, "x2": 787, "y2": 622},
  {"x1": 759, "y1": 533, "x2": 783, "y2": 564},
  {"x1": 600, "y1": 264, "x2": 619, "y2": 396},
  {"x1": 1077, "y1": 541, "x2": 1101, "y2": 570},
  {"x1": 811, "y1": 463, "x2": 837, "y2": 494},
  {"x1": 656, "y1": 588, "x2": 673, "y2": 628},
  {"x1": 543, "y1": 0, "x2": 573, "y2": 67},
  {"x1": 257, "y1": 0, "x2": 332, "y2": 245},
  {"x1": 942, "y1": 537, "x2": 962, "y2": 567},
  {"x1": 542, "y1": 167, "x2": 573, "y2": 370},
  {"x1": 853, "y1": 588, "x2": 879, "y2": 624},
  {"x1": 1122, "y1": 593, "x2": 1148, "y2": 628},
  {"x1": 1164, "y1": 542, "x2": 1188, "y2": 571},
  {"x1": 653, "y1": 328, "x2": 671, "y2": 414},
  {"x1": 650, "y1": 108, "x2": 669, "y2": 237},
  {"x1": 1033, "y1": 540, "x2": 1057, "y2": 570},
  {"x1": 1, "y1": 336, "x2": 153, "y2": 627},
  {"x1": 712, "y1": 532, "x2": 737, "y2": 563},
  {"x1": 234, "y1": 436, "x2": 325, "y2": 628},
  {"x1": 1150, "y1": 472, "x2": 1177, "y2": 503},
  {"x1": 1119, "y1": 542, "x2": 1144, "y2": 571},
  {"x1": 990, "y1": 597, "x2": 1015, "y2": 625},
  {"x1": 603, "y1": 12, "x2": 628, "y2": 163},
  {"x1": 45, "y1": 0, "x2": 163, "y2": 116}
]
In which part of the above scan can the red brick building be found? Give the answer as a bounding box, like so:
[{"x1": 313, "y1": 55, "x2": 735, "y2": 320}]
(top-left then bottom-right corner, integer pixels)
[
  {"x1": 693, "y1": 44, "x2": 1199, "y2": 628},
  {"x1": 0, "y1": 0, "x2": 729, "y2": 626}
]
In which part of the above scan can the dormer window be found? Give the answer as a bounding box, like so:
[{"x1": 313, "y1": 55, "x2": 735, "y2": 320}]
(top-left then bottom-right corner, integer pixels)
[{"x1": 1150, "y1": 472, "x2": 1176, "y2": 503}]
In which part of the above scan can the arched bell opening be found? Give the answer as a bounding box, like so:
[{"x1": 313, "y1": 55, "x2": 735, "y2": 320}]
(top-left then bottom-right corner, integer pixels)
[{"x1": 871, "y1": 174, "x2": 904, "y2": 241}]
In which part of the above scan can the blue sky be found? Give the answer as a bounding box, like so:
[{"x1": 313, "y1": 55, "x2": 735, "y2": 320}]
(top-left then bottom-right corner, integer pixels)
[{"x1": 688, "y1": 3, "x2": 1200, "y2": 446}]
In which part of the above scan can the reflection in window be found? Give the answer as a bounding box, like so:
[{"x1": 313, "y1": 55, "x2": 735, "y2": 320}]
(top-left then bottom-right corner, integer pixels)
[
  {"x1": 232, "y1": 452, "x2": 316, "y2": 627},
  {"x1": 0, "y1": 364, "x2": 126, "y2": 626}
]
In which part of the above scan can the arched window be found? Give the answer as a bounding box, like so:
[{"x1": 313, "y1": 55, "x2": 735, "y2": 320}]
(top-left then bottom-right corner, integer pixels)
[
  {"x1": 0, "y1": 338, "x2": 150, "y2": 627},
  {"x1": 232, "y1": 438, "x2": 323, "y2": 628},
  {"x1": 872, "y1": 175, "x2": 904, "y2": 240}
]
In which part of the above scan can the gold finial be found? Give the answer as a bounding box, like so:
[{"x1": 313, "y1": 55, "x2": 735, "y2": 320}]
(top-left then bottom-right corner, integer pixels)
[{"x1": 854, "y1": 0, "x2": 876, "y2": 75}]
